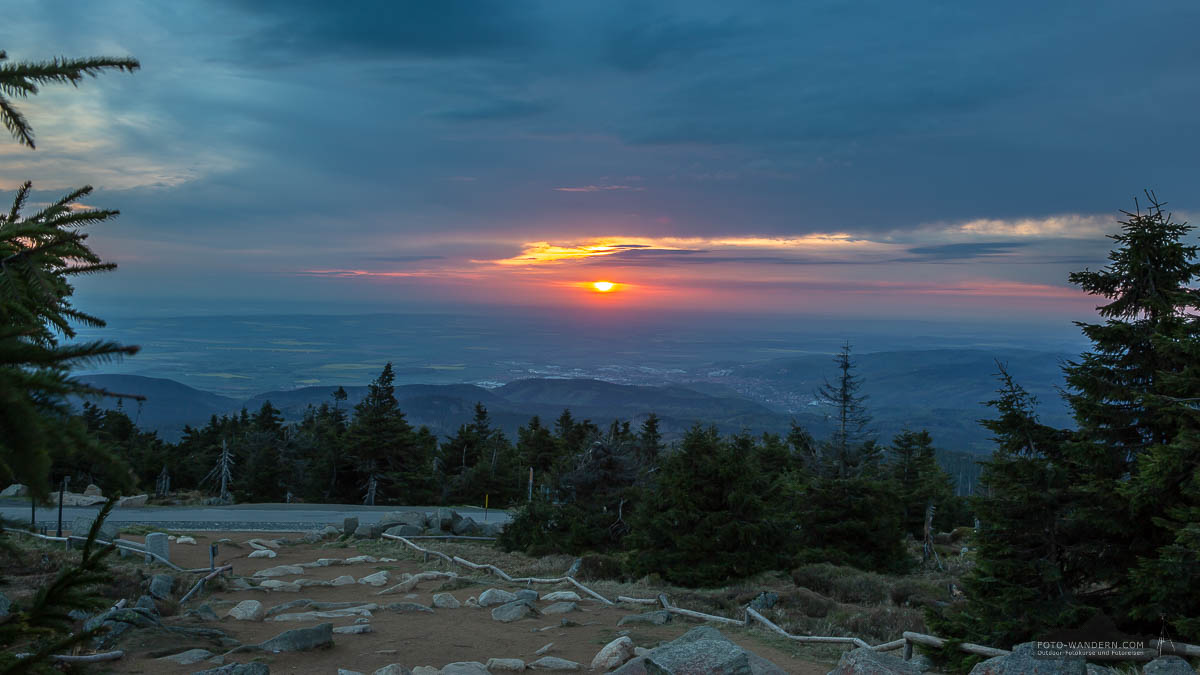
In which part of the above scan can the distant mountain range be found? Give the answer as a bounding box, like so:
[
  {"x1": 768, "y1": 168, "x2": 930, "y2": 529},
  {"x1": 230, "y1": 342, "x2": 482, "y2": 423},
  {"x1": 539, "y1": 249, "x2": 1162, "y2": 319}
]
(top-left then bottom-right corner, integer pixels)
[{"x1": 74, "y1": 347, "x2": 1076, "y2": 455}]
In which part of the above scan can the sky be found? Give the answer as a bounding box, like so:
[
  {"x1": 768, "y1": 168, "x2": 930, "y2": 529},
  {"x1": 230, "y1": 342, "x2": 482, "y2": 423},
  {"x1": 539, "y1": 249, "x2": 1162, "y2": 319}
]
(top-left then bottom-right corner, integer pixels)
[{"x1": 4, "y1": 1, "x2": 1199, "y2": 325}]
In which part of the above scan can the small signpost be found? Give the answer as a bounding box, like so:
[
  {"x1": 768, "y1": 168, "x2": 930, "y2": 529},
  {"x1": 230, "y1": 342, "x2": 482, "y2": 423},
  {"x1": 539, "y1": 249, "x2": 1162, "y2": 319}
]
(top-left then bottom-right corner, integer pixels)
[{"x1": 209, "y1": 543, "x2": 218, "y2": 571}]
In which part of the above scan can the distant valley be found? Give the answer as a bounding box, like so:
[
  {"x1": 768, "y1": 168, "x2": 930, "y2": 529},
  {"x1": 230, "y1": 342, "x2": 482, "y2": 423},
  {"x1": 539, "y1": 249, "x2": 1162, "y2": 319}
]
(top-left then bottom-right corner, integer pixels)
[{"x1": 76, "y1": 346, "x2": 1075, "y2": 457}]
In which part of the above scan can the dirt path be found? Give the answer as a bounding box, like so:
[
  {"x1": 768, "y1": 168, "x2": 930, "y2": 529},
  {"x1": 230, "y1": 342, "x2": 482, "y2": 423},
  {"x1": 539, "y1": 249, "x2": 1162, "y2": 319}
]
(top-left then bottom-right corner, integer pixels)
[{"x1": 102, "y1": 531, "x2": 833, "y2": 674}]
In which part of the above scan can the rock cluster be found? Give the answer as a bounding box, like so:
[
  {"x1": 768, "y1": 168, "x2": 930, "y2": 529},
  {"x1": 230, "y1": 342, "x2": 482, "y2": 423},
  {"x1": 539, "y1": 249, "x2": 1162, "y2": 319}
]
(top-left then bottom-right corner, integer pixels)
[
  {"x1": 613, "y1": 626, "x2": 786, "y2": 674},
  {"x1": 350, "y1": 509, "x2": 505, "y2": 539}
]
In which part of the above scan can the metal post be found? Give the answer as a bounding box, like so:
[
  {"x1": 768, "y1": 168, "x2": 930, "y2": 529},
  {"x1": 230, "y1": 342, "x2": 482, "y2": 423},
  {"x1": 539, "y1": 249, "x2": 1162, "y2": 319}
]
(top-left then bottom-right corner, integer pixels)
[
  {"x1": 527, "y1": 467, "x2": 533, "y2": 502},
  {"x1": 56, "y1": 477, "x2": 65, "y2": 537},
  {"x1": 209, "y1": 543, "x2": 217, "y2": 571}
]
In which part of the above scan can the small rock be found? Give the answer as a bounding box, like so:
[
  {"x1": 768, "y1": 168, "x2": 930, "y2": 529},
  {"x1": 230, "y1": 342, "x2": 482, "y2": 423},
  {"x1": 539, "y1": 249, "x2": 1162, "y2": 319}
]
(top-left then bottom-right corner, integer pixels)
[
  {"x1": 227, "y1": 600, "x2": 266, "y2": 622},
  {"x1": 591, "y1": 636, "x2": 635, "y2": 671},
  {"x1": 134, "y1": 594, "x2": 158, "y2": 612},
  {"x1": 485, "y1": 658, "x2": 525, "y2": 672},
  {"x1": 617, "y1": 610, "x2": 671, "y2": 626},
  {"x1": 412, "y1": 668, "x2": 438, "y2": 675},
  {"x1": 0, "y1": 484, "x2": 28, "y2": 498},
  {"x1": 248, "y1": 549, "x2": 277, "y2": 559},
  {"x1": 148, "y1": 574, "x2": 174, "y2": 599},
  {"x1": 258, "y1": 580, "x2": 301, "y2": 592},
  {"x1": 492, "y1": 599, "x2": 538, "y2": 623},
  {"x1": 465, "y1": 596, "x2": 479, "y2": 607},
  {"x1": 331, "y1": 575, "x2": 356, "y2": 586},
  {"x1": 176, "y1": 536, "x2": 197, "y2": 545},
  {"x1": 343, "y1": 516, "x2": 359, "y2": 535},
  {"x1": 439, "y1": 663, "x2": 489, "y2": 675},
  {"x1": 540, "y1": 591, "x2": 581, "y2": 602},
  {"x1": 345, "y1": 555, "x2": 377, "y2": 564},
  {"x1": 528, "y1": 656, "x2": 581, "y2": 671},
  {"x1": 254, "y1": 565, "x2": 304, "y2": 578},
  {"x1": 83, "y1": 483, "x2": 103, "y2": 497},
  {"x1": 451, "y1": 515, "x2": 480, "y2": 536},
  {"x1": 257, "y1": 622, "x2": 334, "y2": 652},
  {"x1": 515, "y1": 589, "x2": 539, "y2": 602},
  {"x1": 534, "y1": 642, "x2": 554, "y2": 656},
  {"x1": 432, "y1": 593, "x2": 461, "y2": 609},
  {"x1": 384, "y1": 524, "x2": 422, "y2": 537},
  {"x1": 338, "y1": 670, "x2": 365, "y2": 675},
  {"x1": 358, "y1": 571, "x2": 390, "y2": 587},
  {"x1": 385, "y1": 602, "x2": 434, "y2": 614},
  {"x1": 157, "y1": 648, "x2": 213, "y2": 665},
  {"x1": 541, "y1": 601, "x2": 577, "y2": 615},
  {"x1": 478, "y1": 588, "x2": 518, "y2": 607},
  {"x1": 334, "y1": 624, "x2": 373, "y2": 634},
  {"x1": 185, "y1": 604, "x2": 219, "y2": 621},
  {"x1": 373, "y1": 666, "x2": 414, "y2": 675}
]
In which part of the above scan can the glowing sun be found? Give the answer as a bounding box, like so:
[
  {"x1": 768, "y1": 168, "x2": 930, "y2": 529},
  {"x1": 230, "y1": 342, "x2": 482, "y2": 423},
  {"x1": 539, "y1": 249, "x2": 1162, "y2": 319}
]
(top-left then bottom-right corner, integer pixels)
[{"x1": 592, "y1": 281, "x2": 616, "y2": 292}]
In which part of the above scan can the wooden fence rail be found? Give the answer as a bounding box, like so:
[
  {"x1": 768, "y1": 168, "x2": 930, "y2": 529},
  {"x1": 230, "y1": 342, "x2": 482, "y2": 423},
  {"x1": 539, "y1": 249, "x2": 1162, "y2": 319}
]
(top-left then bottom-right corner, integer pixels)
[{"x1": 378, "y1": 532, "x2": 1200, "y2": 665}]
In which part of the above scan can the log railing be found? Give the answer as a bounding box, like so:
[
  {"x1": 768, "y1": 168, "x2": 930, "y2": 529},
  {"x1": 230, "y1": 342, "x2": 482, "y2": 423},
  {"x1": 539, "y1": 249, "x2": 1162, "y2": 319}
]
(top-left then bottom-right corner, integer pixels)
[{"x1": 379, "y1": 533, "x2": 1200, "y2": 664}]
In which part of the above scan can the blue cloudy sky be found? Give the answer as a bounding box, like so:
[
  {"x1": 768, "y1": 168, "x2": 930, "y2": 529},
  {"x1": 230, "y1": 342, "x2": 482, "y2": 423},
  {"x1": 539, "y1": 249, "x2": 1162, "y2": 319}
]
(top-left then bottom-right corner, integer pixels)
[{"x1": 4, "y1": 1, "x2": 1199, "y2": 321}]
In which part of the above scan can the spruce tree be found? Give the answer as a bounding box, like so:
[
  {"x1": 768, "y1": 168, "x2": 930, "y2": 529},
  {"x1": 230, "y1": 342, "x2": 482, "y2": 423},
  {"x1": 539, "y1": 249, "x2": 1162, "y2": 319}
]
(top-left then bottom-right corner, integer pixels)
[
  {"x1": 0, "y1": 51, "x2": 140, "y2": 499},
  {"x1": 888, "y1": 429, "x2": 957, "y2": 538},
  {"x1": 928, "y1": 365, "x2": 1088, "y2": 662},
  {"x1": 627, "y1": 426, "x2": 796, "y2": 586},
  {"x1": 345, "y1": 363, "x2": 430, "y2": 504},
  {"x1": 1062, "y1": 194, "x2": 1200, "y2": 639},
  {"x1": 815, "y1": 342, "x2": 878, "y2": 476}
]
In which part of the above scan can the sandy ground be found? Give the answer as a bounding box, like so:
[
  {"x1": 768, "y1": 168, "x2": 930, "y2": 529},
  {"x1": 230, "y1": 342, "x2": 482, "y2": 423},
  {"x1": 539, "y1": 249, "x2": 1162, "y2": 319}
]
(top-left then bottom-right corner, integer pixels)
[{"x1": 93, "y1": 531, "x2": 832, "y2": 674}]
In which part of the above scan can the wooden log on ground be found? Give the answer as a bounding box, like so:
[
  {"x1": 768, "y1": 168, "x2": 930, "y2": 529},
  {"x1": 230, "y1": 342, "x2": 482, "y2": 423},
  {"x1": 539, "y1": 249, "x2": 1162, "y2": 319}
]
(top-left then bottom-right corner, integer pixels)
[
  {"x1": 748, "y1": 607, "x2": 871, "y2": 649},
  {"x1": 666, "y1": 605, "x2": 744, "y2": 626},
  {"x1": 566, "y1": 576, "x2": 614, "y2": 605},
  {"x1": 617, "y1": 596, "x2": 658, "y2": 604}
]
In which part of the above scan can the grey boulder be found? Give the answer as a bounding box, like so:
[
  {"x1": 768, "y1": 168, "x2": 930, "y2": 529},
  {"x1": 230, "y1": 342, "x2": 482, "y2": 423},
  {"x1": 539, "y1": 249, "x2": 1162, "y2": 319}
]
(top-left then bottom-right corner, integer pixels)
[
  {"x1": 614, "y1": 627, "x2": 785, "y2": 675},
  {"x1": 491, "y1": 599, "x2": 538, "y2": 623},
  {"x1": 528, "y1": 656, "x2": 582, "y2": 671},
  {"x1": 157, "y1": 648, "x2": 214, "y2": 665},
  {"x1": 617, "y1": 610, "x2": 672, "y2": 626},
  {"x1": 969, "y1": 643, "x2": 1086, "y2": 675},
  {"x1": 257, "y1": 622, "x2": 334, "y2": 653},
  {"x1": 148, "y1": 574, "x2": 175, "y2": 600},
  {"x1": 1143, "y1": 656, "x2": 1198, "y2": 675},
  {"x1": 826, "y1": 647, "x2": 923, "y2": 675},
  {"x1": 478, "y1": 588, "x2": 518, "y2": 607}
]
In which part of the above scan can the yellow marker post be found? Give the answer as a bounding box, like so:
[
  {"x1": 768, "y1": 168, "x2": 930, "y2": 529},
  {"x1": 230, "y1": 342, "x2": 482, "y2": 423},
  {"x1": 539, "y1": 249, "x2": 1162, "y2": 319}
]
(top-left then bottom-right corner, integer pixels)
[{"x1": 484, "y1": 494, "x2": 489, "y2": 524}]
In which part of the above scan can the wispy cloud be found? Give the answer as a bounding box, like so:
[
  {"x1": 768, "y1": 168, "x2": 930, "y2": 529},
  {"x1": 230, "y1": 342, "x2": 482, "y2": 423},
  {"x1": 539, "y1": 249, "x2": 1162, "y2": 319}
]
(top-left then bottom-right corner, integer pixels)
[
  {"x1": 485, "y1": 235, "x2": 894, "y2": 266},
  {"x1": 553, "y1": 185, "x2": 646, "y2": 192}
]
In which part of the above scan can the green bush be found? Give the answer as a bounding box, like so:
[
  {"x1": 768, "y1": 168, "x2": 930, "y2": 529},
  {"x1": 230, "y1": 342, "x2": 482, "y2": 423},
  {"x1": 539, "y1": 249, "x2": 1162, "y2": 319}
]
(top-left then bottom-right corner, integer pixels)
[{"x1": 790, "y1": 562, "x2": 891, "y2": 604}]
